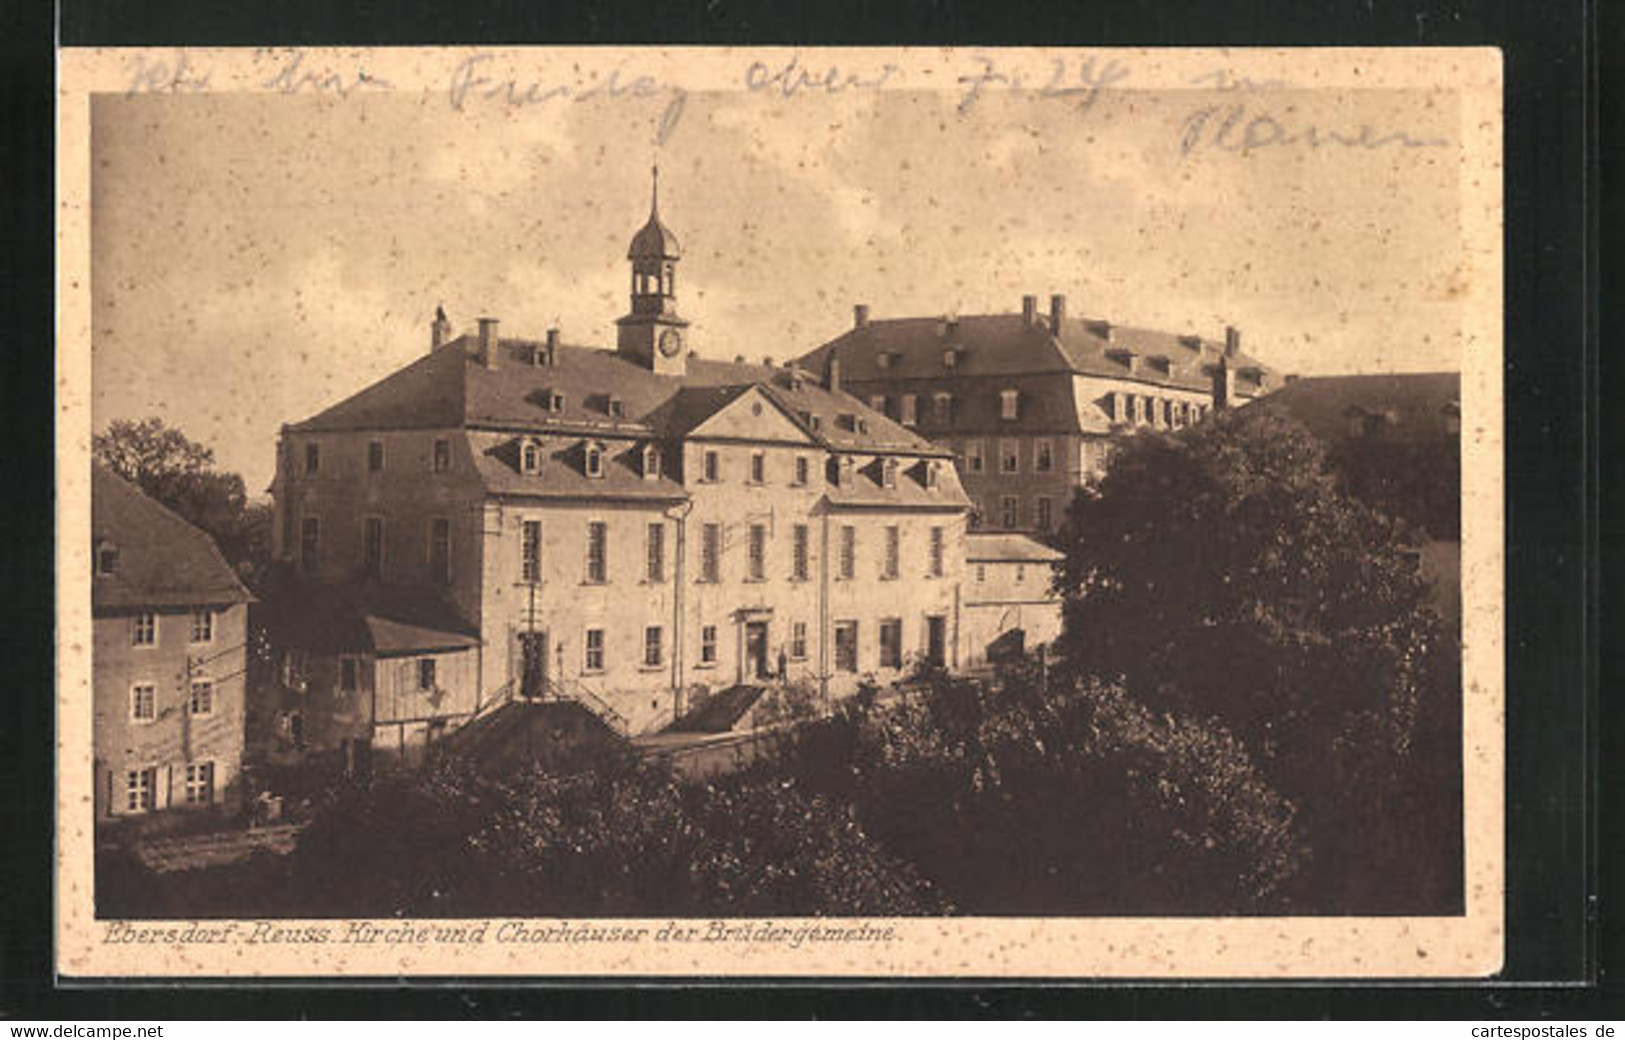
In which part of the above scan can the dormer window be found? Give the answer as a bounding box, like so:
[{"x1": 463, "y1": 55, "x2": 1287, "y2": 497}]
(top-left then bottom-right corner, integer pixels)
[
  {"x1": 868, "y1": 394, "x2": 888, "y2": 416},
  {"x1": 607, "y1": 396, "x2": 625, "y2": 418},
  {"x1": 1148, "y1": 355, "x2": 1172, "y2": 375},
  {"x1": 999, "y1": 389, "x2": 1020, "y2": 421},
  {"x1": 584, "y1": 442, "x2": 605, "y2": 478},
  {"x1": 877, "y1": 352, "x2": 895, "y2": 370},
  {"x1": 832, "y1": 456, "x2": 855, "y2": 487},
  {"x1": 838, "y1": 413, "x2": 858, "y2": 432},
  {"x1": 549, "y1": 391, "x2": 566, "y2": 412},
  {"x1": 924, "y1": 460, "x2": 941, "y2": 489},
  {"x1": 94, "y1": 540, "x2": 118, "y2": 577},
  {"x1": 520, "y1": 441, "x2": 542, "y2": 475},
  {"x1": 881, "y1": 458, "x2": 899, "y2": 488},
  {"x1": 942, "y1": 348, "x2": 959, "y2": 369},
  {"x1": 642, "y1": 443, "x2": 662, "y2": 480}
]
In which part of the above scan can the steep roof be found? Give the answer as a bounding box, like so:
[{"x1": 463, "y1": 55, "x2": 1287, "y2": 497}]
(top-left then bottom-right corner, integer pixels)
[
  {"x1": 91, "y1": 467, "x2": 254, "y2": 612},
  {"x1": 255, "y1": 578, "x2": 479, "y2": 656},
  {"x1": 1260, "y1": 372, "x2": 1461, "y2": 445},
  {"x1": 289, "y1": 336, "x2": 952, "y2": 458},
  {"x1": 800, "y1": 312, "x2": 1278, "y2": 396},
  {"x1": 966, "y1": 532, "x2": 1065, "y2": 563}
]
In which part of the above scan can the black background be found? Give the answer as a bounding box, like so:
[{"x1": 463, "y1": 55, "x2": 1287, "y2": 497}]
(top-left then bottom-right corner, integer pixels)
[{"x1": 2, "y1": 0, "x2": 1609, "y2": 1019}]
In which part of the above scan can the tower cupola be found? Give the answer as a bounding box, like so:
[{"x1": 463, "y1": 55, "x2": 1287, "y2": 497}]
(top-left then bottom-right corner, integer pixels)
[{"x1": 617, "y1": 166, "x2": 691, "y2": 373}]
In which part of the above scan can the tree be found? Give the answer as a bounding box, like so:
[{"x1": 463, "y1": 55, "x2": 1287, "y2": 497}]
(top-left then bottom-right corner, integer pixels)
[
  {"x1": 1052, "y1": 407, "x2": 1461, "y2": 911},
  {"x1": 93, "y1": 417, "x2": 269, "y2": 582}
]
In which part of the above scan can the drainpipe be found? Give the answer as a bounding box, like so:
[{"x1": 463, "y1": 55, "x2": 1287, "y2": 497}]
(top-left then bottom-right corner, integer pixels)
[
  {"x1": 818, "y1": 506, "x2": 830, "y2": 712},
  {"x1": 668, "y1": 499, "x2": 691, "y2": 718}
]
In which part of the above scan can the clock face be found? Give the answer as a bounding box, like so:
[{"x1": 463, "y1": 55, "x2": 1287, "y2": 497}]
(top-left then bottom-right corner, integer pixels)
[{"x1": 658, "y1": 328, "x2": 684, "y2": 357}]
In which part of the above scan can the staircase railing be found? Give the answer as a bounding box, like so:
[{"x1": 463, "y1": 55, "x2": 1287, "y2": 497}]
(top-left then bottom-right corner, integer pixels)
[
  {"x1": 542, "y1": 676, "x2": 631, "y2": 736},
  {"x1": 464, "y1": 679, "x2": 517, "y2": 727}
]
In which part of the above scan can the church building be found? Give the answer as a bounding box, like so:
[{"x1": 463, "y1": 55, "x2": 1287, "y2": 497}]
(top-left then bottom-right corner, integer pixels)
[{"x1": 267, "y1": 173, "x2": 971, "y2": 751}]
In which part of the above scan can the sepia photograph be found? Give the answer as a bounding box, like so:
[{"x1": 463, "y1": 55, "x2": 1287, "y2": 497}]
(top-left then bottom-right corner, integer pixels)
[{"x1": 55, "y1": 46, "x2": 1503, "y2": 978}]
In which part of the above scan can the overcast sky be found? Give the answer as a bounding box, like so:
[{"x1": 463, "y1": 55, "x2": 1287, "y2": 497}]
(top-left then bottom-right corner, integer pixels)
[{"x1": 92, "y1": 80, "x2": 1465, "y2": 493}]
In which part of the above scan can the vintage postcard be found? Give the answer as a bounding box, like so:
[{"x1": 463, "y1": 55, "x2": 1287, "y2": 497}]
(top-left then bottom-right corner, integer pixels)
[{"x1": 56, "y1": 45, "x2": 1503, "y2": 978}]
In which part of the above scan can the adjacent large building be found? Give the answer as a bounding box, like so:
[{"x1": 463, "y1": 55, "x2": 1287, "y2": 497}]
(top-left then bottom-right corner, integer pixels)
[
  {"x1": 267, "y1": 178, "x2": 972, "y2": 747},
  {"x1": 1259, "y1": 371, "x2": 1462, "y2": 621},
  {"x1": 799, "y1": 297, "x2": 1281, "y2": 534},
  {"x1": 92, "y1": 466, "x2": 254, "y2": 827}
]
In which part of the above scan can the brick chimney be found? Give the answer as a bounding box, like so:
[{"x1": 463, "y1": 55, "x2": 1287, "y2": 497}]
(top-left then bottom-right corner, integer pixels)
[
  {"x1": 1022, "y1": 294, "x2": 1038, "y2": 327},
  {"x1": 1225, "y1": 325, "x2": 1241, "y2": 358},
  {"x1": 1049, "y1": 294, "x2": 1067, "y2": 332},
  {"x1": 826, "y1": 348, "x2": 842, "y2": 393},
  {"x1": 539, "y1": 327, "x2": 559, "y2": 366},
  {"x1": 430, "y1": 305, "x2": 452, "y2": 352},
  {"x1": 853, "y1": 304, "x2": 870, "y2": 329},
  {"x1": 1212, "y1": 353, "x2": 1236, "y2": 411},
  {"x1": 477, "y1": 317, "x2": 500, "y2": 370}
]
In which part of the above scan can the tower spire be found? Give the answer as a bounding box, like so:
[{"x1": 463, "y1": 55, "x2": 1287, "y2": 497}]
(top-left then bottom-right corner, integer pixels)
[{"x1": 650, "y1": 164, "x2": 660, "y2": 218}]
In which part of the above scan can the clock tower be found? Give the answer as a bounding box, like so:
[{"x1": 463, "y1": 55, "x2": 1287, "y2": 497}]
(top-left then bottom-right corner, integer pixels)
[{"x1": 616, "y1": 167, "x2": 690, "y2": 374}]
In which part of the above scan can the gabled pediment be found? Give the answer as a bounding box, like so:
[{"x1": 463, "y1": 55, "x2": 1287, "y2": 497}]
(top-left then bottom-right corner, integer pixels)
[{"x1": 684, "y1": 384, "x2": 818, "y2": 444}]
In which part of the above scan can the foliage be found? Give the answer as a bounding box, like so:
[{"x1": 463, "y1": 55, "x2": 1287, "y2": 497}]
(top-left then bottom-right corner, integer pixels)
[
  {"x1": 1051, "y1": 407, "x2": 1462, "y2": 911},
  {"x1": 277, "y1": 751, "x2": 944, "y2": 918},
  {"x1": 757, "y1": 669, "x2": 1304, "y2": 914},
  {"x1": 749, "y1": 678, "x2": 823, "y2": 728},
  {"x1": 93, "y1": 416, "x2": 273, "y2": 585}
]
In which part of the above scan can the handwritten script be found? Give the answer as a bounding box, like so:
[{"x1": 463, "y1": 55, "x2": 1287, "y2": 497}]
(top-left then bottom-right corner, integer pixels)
[
  {"x1": 1179, "y1": 103, "x2": 1450, "y2": 156},
  {"x1": 956, "y1": 55, "x2": 1131, "y2": 116}
]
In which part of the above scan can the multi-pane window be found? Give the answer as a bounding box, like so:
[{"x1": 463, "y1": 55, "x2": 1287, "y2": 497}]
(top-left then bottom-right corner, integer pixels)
[
  {"x1": 794, "y1": 456, "x2": 810, "y2": 486},
  {"x1": 643, "y1": 626, "x2": 664, "y2": 668},
  {"x1": 304, "y1": 442, "x2": 321, "y2": 475},
  {"x1": 339, "y1": 656, "x2": 360, "y2": 694},
  {"x1": 417, "y1": 658, "x2": 436, "y2": 691},
  {"x1": 1036, "y1": 497, "x2": 1054, "y2": 532},
  {"x1": 184, "y1": 762, "x2": 215, "y2": 805},
  {"x1": 928, "y1": 526, "x2": 945, "y2": 577},
  {"x1": 188, "y1": 679, "x2": 213, "y2": 717},
  {"x1": 966, "y1": 440, "x2": 985, "y2": 473},
  {"x1": 584, "y1": 442, "x2": 605, "y2": 478},
  {"x1": 521, "y1": 441, "x2": 541, "y2": 474},
  {"x1": 646, "y1": 522, "x2": 666, "y2": 582},
  {"x1": 190, "y1": 608, "x2": 214, "y2": 643},
  {"x1": 1000, "y1": 389, "x2": 1020, "y2": 420},
  {"x1": 367, "y1": 440, "x2": 385, "y2": 473},
  {"x1": 899, "y1": 394, "x2": 918, "y2": 426},
  {"x1": 131, "y1": 612, "x2": 156, "y2": 647},
  {"x1": 130, "y1": 683, "x2": 156, "y2": 722},
  {"x1": 699, "y1": 625, "x2": 718, "y2": 665},
  {"x1": 749, "y1": 452, "x2": 766, "y2": 484},
  {"x1": 879, "y1": 619, "x2": 903, "y2": 669},
  {"x1": 791, "y1": 524, "x2": 809, "y2": 581},
  {"x1": 700, "y1": 523, "x2": 721, "y2": 582},
  {"x1": 1002, "y1": 496, "x2": 1020, "y2": 529},
  {"x1": 1035, "y1": 439, "x2": 1053, "y2": 472},
  {"x1": 703, "y1": 450, "x2": 720, "y2": 482},
  {"x1": 95, "y1": 541, "x2": 119, "y2": 577},
  {"x1": 300, "y1": 517, "x2": 321, "y2": 571},
  {"x1": 363, "y1": 516, "x2": 385, "y2": 577},
  {"x1": 883, "y1": 526, "x2": 900, "y2": 579},
  {"x1": 933, "y1": 393, "x2": 954, "y2": 424},
  {"x1": 430, "y1": 518, "x2": 451, "y2": 584},
  {"x1": 881, "y1": 459, "x2": 899, "y2": 488},
  {"x1": 976, "y1": 563, "x2": 987, "y2": 583},
  {"x1": 433, "y1": 437, "x2": 451, "y2": 473},
  {"x1": 1000, "y1": 439, "x2": 1020, "y2": 474},
  {"x1": 747, "y1": 524, "x2": 767, "y2": 581},
  {"x1": 520, "y1": 520, "x2": 542, "y2": 583},
  {"x1": 839, "y1": 525, "x2": 856, "y2": 580},
  {"x1": 585, "y1": 521, "x2": 608, "y2": 583},
  {"x1": 584, "y1": 628, "x2": 605, "y2": 671},
  {"x1": 125, "y1": 768, "x2": 155, "y2": 813},
  {"x1": 868, "y1": 394, "x2": 888, "y2": 415},
  {"x1": 834, "y1": 621, "x2": 858, "y2": 672},
  {"x1": 790, "y1": 621, "x2": 808, "y2": 659}
]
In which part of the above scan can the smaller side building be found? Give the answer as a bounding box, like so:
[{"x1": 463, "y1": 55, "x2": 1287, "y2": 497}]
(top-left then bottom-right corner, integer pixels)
[
  {"x1": 92, "y1": 466, "x2": 254, "y2": 830},
  {"x1": 250, "y1": 577, "x2": 482, "y2": 776},
  {"x1": 961, "y1": 532, "x2": 1063, "y2": 666}
]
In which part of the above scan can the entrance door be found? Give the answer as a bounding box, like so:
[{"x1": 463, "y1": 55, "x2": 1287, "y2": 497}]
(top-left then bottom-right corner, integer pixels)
[
  {"x1": 518, "y1": 630, "x2": 548, "y2": 700},
  {"x1": 744, "y1": 621, "x2": 770, "y2": 680},
  {"x1": 925, "y1": 615, "x2": 947, "y2": 668}
]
